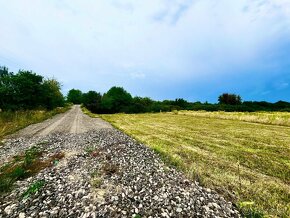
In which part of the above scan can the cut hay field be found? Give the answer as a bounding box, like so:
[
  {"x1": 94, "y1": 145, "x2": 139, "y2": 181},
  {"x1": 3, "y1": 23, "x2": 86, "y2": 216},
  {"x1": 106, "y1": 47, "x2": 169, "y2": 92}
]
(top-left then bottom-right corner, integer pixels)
[{"x1": 101, "y1": 111, "x2": 290, "y2": 217}]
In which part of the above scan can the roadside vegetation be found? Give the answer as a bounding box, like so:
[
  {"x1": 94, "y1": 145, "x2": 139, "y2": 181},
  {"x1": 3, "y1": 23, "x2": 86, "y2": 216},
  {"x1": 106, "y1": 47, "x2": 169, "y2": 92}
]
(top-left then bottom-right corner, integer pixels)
[
  {"x1": 100, "y1": 112, "x2": 290, "y2": 217},
  {"x1": 0, "y1": 65, "x2": 70, "y2": 139},
  {"x1": 0, "y1": 66, "x2": 65, "y2": 111},
  {"x1": 0, "y1": 106, "x2": 70, "y2": 140},
  {"x1": 68, "y1": 87, "x2": 290, "y2": 114},
  {"x1": 0, "y1": 145, "x2": 64, "y2": 194}
]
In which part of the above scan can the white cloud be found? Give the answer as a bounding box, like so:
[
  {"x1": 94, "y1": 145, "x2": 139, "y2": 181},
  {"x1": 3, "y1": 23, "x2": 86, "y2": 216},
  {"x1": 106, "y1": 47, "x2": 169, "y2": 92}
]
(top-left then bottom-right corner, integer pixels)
[
  {"x1": 130, "y1": 72, "x2": 146, "y2": 79},
  {"x1": 0, "y1": 0, "x2": 289, "y2": 98}
]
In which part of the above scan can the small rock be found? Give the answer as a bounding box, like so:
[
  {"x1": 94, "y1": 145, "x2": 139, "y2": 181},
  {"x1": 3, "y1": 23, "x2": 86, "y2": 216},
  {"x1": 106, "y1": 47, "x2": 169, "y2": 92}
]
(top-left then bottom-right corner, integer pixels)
[{"x1": 19, "y1": 212, "x2": 25, "y2": 218}]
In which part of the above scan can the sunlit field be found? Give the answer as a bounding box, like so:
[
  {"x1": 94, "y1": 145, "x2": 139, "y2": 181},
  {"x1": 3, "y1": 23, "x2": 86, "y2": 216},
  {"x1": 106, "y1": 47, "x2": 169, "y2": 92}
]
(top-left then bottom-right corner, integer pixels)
[
  {"x1": 101, "y1": 111, "x2": 290, "y2": 217},
  {"x1": 178, "y1": 110, "x2": 290, "y2": 126}
]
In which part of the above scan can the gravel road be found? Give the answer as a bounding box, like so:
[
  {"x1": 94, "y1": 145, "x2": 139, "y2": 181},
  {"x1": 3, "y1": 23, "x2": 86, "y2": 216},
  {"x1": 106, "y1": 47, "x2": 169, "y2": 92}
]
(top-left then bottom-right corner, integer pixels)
[{"x1": 0, "y1": 106, "x2": 240, "y2": 217}]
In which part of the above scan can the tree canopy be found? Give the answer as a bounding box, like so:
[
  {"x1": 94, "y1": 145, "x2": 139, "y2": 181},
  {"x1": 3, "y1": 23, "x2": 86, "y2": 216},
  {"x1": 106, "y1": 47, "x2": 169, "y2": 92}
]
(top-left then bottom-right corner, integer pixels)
[
  {"x1": 82, "y1": 91, "x2": 102, "y2": 113},
  {"x1": 101, "y1": 86, "x2": 133, "y2": 113},
  {"x1": 67, "y1": 89, "x2": 83, "y2": 104},
  {"x1": 218, "y1": 93, "x2": 242, "y2": 105},
  {"x1": 0, "y1": 66, "x2": 64, "y2": 111}
]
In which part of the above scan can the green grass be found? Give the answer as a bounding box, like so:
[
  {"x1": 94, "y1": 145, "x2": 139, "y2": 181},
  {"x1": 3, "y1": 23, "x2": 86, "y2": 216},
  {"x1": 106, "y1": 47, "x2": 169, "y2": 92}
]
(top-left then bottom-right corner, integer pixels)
[
  {"x1": 0, "y1": 146, "x2": 43, "y2": 193},
  {"x1": 100, "y1": 111, "x2": 290, "y2": 217},
  {"x1": 81, "y1": 105, "x2": 99, "y2": 118},
  {"x1": 0, "y1": 105, "x2": 71, "y2": 140},
  {"x1": 22, "y1": 180, "x2": 45, "y2": 199},
  {"x1": 0, "y1": 146, "x2": 64, "y2": 194}
]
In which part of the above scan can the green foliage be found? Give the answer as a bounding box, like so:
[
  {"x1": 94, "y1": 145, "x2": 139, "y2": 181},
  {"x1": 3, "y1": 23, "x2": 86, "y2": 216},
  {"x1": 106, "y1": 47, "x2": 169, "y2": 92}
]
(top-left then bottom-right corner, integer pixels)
[
  {"x1": 10, "y1": 166, "x2": 26, "y2": 179},
  {"x1": 0, "y1": 177, "x2": 13, "y2": 193},
  {"x1": 67, "y1": 84, "x2": 289, "y2": 114},
  {"x1": 218, "y1": 93, "x2": 242, "y2": 105},
  {"x1": 22, "y1": 180, "x2": 45, "y2": 198},
  {"x1": 84, "y1": 146, "x2": 95, "y2": 154},
  {"x1": 42, "y1": 79, "x2": 65, "y2": 109},
  {"x1": 101, "y1": 86, "x2": 133, "y2": 113},
  {"x1": 67, "y1": 89, "x2": 83, "y2": 104},
  {"x1": 0, "y1": 146, "x2": 43, "y2": 194},
  {"x1": 82, "y1": 91, "x2": 102, "y2": 113},
  {"x1": 238, "y1": 201, "x2": 264, "y2": 218},
  {"x1": 24, "y1": 146, "x2": 41, "y2": 167},
  {"x1": 0, "y1": 66, "x2": 64, "y2": 111}
]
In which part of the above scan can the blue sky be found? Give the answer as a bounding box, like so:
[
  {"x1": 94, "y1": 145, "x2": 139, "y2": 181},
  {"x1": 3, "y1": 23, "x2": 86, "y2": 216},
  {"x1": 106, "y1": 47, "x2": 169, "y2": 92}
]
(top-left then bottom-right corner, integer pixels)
[{"x1": 0, "y1": 0, "x2": 289, "y2": 103}]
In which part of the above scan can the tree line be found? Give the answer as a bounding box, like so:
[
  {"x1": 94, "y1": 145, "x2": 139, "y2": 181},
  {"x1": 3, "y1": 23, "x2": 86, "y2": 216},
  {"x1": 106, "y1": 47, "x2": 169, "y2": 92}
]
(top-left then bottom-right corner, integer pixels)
[
  {"x1": 0, "y1": 66, "x2": 65, "y2": 111},
  {"x1": 68, "y1": 87, "x2": 290, "y2": 113},
  {"x1": 1, "y1": 65, "x2": 289, "y2": 113}
]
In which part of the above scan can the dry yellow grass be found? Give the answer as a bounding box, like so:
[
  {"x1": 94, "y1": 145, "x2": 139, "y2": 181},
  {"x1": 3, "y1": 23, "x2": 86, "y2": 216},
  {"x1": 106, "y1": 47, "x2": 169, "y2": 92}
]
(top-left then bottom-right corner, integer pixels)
[
  {"x1": 178, "y1": 110, "x2": 290, "y2": 126},
  {"x1": 101, "y1": 111, "x2": 290, "y2": 217},
  {"x1": 0, "y1": 106, "x2": 70, "y2": 140}
]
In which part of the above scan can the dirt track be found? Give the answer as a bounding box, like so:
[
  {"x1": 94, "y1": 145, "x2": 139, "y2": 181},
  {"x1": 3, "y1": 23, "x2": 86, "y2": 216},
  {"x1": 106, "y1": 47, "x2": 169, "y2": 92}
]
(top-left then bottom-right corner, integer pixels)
[
  {"x1": 12, "y1": 105, "x2": 112, "y2": 137},
  {"x1": 0, "y1": 106, "x2": 240, "y2": 218}
]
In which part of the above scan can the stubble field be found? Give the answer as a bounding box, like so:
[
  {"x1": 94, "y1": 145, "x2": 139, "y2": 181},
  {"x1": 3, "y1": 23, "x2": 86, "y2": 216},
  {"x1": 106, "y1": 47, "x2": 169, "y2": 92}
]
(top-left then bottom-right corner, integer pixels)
[{"x1": 101, "y1": 111, "x2": 290, "y2": 217}]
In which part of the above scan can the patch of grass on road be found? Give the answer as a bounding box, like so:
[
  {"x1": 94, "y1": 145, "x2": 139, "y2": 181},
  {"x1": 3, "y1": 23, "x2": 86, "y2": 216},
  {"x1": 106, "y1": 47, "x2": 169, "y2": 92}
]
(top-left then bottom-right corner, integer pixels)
[
  {"x1": 101, "y1": 112, "x2": 290, "y2": 217},
  {"x1": 22, "y1": 179, "x2": 45, "y2": 199},
  {"x1": 0, "y1": 146, "x2": 64, "y2": 195},
  {"x1": 0, "y1": 105, "x2": 71, "y2": 140}
]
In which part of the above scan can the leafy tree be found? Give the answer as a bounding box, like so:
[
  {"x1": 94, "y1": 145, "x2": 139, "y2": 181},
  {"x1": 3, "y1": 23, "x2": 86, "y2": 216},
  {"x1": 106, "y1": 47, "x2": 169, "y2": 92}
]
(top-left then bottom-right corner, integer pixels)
[
  {"x1": 101, "y1": 86, "x2": 132, "y2": 113},
  {"x1": 218, "y1": 93, "x2": 242, "y2": 105},
  {"x1": 42, "y1": 79, "x2": 65, "y2": 109},
  {"x1": 0, "y1": 67, "x2": 14, "y2": 110},
  {"x1": 10, "y1": 70, "x2": 44, "y2": 109},
  {"x1": 67, "y1": 89, "x2": 83, "y2": 104},
  {"x1": 0, "y1": 66, "x2": 65, "y2": 111},
  {"x1": 82, "y1": 91, "x2": 102, "y2": 113}
]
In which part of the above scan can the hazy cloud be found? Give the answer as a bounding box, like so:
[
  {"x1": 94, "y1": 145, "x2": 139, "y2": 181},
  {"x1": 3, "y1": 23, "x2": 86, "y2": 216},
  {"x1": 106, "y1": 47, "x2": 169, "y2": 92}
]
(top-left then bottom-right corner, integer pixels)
[{"x1": 0, "y1": 0, "x2": 289, "y2": 102}]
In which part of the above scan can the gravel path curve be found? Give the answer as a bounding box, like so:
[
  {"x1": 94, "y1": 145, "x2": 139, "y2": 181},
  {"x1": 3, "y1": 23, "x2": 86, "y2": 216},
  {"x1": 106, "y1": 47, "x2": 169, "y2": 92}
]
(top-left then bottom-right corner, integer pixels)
[{"x1": 0, "y1": 106, "x2": 240, "y2": 217}]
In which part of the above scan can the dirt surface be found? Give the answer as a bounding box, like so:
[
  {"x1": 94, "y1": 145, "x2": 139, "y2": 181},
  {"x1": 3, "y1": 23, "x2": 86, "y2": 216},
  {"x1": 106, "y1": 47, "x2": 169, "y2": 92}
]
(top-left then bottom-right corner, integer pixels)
[
  {"x1": 11, "y1": 105, "x2": 112, "y2": 137},
  {"x1": 0, "y1": 106, "x2": 241, "y2": 218}
]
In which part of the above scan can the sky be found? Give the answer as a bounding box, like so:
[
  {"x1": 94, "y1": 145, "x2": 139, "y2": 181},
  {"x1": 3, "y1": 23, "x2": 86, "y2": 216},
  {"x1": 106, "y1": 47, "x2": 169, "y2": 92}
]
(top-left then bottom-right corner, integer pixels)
[{"x1": 0, "y1": 0, "x2": 290, "y2": 103}]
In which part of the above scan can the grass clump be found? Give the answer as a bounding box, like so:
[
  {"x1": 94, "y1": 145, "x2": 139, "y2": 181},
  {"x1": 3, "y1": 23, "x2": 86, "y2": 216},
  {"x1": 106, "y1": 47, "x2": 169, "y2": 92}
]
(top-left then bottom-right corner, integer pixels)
[
  {"x1": 0, "y1": 146, "x2": 64, "y2": 195},
  {"x1": 238, "y1": 201, "x2": 264, "y2": 218},
  {"x1": 101, "y1": 111, "x2": 290, "y2": 217},
  {"x1": 22, "y1": 180, "x2": 45, "y2": 199},
  {"x1": 91, "y1": 177, "x2": 103, "y2": 188}
]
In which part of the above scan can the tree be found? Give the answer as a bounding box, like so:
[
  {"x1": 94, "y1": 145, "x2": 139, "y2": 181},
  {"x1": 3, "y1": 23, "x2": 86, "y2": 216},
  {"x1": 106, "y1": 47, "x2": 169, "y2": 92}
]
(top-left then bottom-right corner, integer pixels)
[
  {"x1": 0, "y1": 67, "x2": 14, "y2": 110},
  {"x1": 174, "y1": 98, "x2": 188, "y2": 109},
  {"x1": 67, "y1": 89, "x2": 83, "y2": 104},
  {"x1": 130, "y1": 97, "x2": 154, "y2": 113},
  {"x1": 101, "y1": 86, "x2": 132, "y2": 113},
  {"x1": 12, "y1": 70, "x2": 44, "y2": 109},
  {"x1": 0, "y1": 66, "x2": 64, "y2": 110},
  {"x1": 82, "y1": 91, "x2": 102, "y2": 113},
  {"x1": 218, "y1": 93, "x2": 242, "y2": 105},
  {"x1": 42, "y1": 79, "x2": 65, "y2": 109}
]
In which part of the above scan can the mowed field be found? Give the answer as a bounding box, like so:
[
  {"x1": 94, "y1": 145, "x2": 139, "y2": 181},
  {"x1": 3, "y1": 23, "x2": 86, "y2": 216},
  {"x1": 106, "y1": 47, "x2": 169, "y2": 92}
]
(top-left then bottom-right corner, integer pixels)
[{"x1": 101, "y1": 111, "x2": 290, "y2": 217}]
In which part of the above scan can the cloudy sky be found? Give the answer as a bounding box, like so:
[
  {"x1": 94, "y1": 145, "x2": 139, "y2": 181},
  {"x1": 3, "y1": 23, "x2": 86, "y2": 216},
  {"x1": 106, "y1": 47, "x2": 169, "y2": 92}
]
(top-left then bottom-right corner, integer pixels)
[{"x1": 0, "y1": 0, "x2": 289, "y2": 102}]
